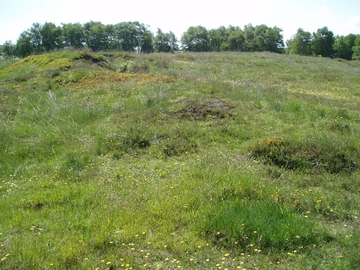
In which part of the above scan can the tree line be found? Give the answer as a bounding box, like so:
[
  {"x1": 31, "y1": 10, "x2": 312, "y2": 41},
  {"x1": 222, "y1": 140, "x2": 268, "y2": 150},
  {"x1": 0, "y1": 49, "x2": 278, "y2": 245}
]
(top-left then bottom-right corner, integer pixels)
[
  {"x1": 287, "y1": 27, "x2": 360, "y2": 60},
  {"x1": 1, "y1": 21, "x2": 360, "y2": 60}
]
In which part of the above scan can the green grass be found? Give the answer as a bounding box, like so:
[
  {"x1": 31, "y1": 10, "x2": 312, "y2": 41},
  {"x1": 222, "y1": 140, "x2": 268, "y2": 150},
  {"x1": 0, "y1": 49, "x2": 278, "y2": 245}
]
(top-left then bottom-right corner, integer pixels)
[{"x1": 1, "y1": 50, "x2": 360, "y2": 269}]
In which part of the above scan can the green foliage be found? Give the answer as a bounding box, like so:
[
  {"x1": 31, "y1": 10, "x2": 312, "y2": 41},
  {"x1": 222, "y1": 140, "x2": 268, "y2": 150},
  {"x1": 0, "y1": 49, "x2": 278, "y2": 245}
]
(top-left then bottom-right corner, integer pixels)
[
  {"x1": 83, "y1": 21, "x2": 109, "y2": 51},
  {"x1": 181, "y1": 26, "x2": 210, "y2": 52},
  {"x1": 62, "y1": 22, "x2": 85, "y2": 49},
  {"x1": 287, "y1": 28, "x2": 312, "y2": 55},
  {"x1": 2, "y1": 40, "x2": 15, "y2": 57},
  {"x1": 7, "y1": 20, "x2": 360, "y2": 59},
  {"x1": 111, "y1": 21, "x2": 154, "y2": 52},
  {"x1": 29, "y1": 22, "x2": 43, "y2": 54},
  {"x1": 161, "y1": 127, "x2": 198, "y2": 157},
  {"x1": 352, "y1": 36, "x2": 360, "y2": 60},
  {"x1": 154, "y1": 28, "x2": 179, "y2": 52},
  {"x1": 41, "y1": 22, "x2": 63, "y2": 51},
  {"x1": 116, "y1": 60, "x2": 132, "y2": 72},
  {"x1": 203, "y1": 201, "x2": 331, "y2": 251},
  {"x1": 253, "y1": 24, "x2": 284, "y2": 53},
  {"x1": 334, "y1": 34, "x2": 357, "y2": 60},
  {"x1": 208, "y1": 26, "x2": 230, "y2": 52},
  {"x1": 15, "y1": 31, "x2": 33, "y2": 57},
  {"x1": 58, "y1": 152, "x2": 94, "y2": 181},
  {"x1": 181, "y1": 24, "x2": 284, "y2": 53},
  {"x1": 311, "y1": 27, "x2": 335, "y2": 57},
  {"x1": 227, "y1": 27, "x2": 245, "y2": 51},
  {"x1": 251, "y1": 137, "x2": 359, "y2": 173},
  {"x1": 105, "y1": 127, "x2": 152, "y2": 157}
]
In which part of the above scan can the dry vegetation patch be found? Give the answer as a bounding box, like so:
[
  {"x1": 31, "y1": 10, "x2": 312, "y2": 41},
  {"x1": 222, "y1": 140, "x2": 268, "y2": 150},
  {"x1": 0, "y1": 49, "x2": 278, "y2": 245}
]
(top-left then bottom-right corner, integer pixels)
[{"x1": 175, "y1": 98, "x2": 234, "y2": 120}]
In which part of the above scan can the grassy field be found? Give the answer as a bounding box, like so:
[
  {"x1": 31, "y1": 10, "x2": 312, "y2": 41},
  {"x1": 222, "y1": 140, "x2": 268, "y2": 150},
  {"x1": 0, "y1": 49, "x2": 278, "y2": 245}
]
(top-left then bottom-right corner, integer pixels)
[{"x1": 1, "y1": 50, "x2": 360, "y2": 269}]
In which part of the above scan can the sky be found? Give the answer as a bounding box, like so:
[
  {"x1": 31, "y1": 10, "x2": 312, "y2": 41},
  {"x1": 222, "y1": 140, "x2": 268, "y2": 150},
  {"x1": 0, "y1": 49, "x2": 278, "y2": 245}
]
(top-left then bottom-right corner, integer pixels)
[{"x1": 1, "y1": 0, "x2": 360, "y2": 45}]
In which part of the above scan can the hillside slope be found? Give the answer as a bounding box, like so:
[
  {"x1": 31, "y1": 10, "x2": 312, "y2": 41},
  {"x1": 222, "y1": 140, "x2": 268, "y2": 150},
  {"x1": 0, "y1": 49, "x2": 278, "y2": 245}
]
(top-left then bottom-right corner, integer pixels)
[{"x1": 1, "y1": 51, "x2": 360, "y2": 269}]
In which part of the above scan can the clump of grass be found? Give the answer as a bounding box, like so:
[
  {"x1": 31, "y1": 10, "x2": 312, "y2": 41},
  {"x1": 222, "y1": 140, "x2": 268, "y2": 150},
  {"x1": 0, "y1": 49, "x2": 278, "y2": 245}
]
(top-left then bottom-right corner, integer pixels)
[
  {"x1": 161, "y1": 127, "x2": 198, "y2": 157},
  {"x1": 127, "y1": 58, "x2": 150, "y2": 73},
  {"x1": 104, "y1": 125, "x2": 198, "y2": 158},
  {"x1": 105, "y1": 127, "x2": 152, "y2": 158},
  {"x1": 250, "y1": 136, "x2": 359, "y2": 173},
  {"x1": 117, "y1": 60, "x2": 133, "y2": 73},
  {"x1": 57, "y1": 152, "x2": 94, "y2": 181},
  {"x1": 203, "y1": 200, "x2": 332, "y2": 252}
]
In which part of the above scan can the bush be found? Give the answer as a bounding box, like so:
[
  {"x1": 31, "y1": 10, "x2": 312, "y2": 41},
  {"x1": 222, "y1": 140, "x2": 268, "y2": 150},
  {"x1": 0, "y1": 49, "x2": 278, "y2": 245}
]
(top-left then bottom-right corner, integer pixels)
[
  {"x1": 105, "y1": 127, "x2": 152, "y2": 157},
  {"x1": 251, "y1": 136, "x2": 359, "y2": 173},
  {"x1": 161, "y1": 127, "x2": 198, "y2": 157}
]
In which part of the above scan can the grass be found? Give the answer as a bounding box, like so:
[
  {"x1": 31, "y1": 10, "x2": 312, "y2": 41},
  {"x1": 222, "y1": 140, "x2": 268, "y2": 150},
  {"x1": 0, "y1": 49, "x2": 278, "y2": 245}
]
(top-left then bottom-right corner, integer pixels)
[{"x1": 1, "y1": 50, "x2": 360, "y2": 269}]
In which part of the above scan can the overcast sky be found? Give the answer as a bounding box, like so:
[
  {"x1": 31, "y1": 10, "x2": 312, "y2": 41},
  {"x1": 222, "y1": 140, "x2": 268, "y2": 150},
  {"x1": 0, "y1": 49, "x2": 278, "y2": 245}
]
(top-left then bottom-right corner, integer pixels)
[{"x1": 1, "y1": 0, "x2": 360, "y2": 45}]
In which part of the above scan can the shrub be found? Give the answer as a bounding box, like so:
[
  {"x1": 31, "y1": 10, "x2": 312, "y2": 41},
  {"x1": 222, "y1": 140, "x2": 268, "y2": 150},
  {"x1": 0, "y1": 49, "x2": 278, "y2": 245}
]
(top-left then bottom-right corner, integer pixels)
[
  {"x1": 161, "y1": 127, "x2": 198, "y2": 157},
  {"x1": 251, "y1": 136, "x2": 359, "y2": 173},
  {"x1": 105, "y1": 127, "x2": 151, "y2": 157}
]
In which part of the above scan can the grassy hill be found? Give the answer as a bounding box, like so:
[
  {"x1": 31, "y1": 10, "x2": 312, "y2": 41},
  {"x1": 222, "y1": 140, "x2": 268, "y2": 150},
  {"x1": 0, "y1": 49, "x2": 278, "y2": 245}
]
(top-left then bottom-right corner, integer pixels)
[{"x1": 1, "y1": 50, "x2": 360, "y2": 269}]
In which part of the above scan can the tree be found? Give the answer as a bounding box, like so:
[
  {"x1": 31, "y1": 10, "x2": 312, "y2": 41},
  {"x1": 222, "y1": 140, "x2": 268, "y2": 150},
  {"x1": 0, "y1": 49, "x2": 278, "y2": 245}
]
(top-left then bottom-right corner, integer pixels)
[
  {"x1": 154, "y1": 29, "x2": 178, "y2": 52},
  {"x1": 83, "y1": 21, "x2": 109, "y2": 51},
  {"x1": 62, "y1": 23, "x2": 84, "y2": 49},
  {"x1": 29, "y1": 22, "x2": 43, "y2": 53},
  {"x1": 106, "y1": 24, "x2": 118, "y2": 50},
  {"x1": 287, "y1": 28, "x2": 312, "y2": 55},
  {"x1": 217, "y1": 26, "x2": 245, "y2": 52},
  {"x1": 243, "y1": 24, "x2": 256, "y2": 51},
  {"x1": 2, "y1": 40, "x2": 15, "y2": 57},
  {"x1": 334, "y1": 34, "x2": 357, "y2": 60},
  {"x1": 140, "y1": 28, "x2": 154, "y2": 53},
  {"x1": 352, "y1": 35, "x2": 360, "y2": 60},
  {"x1": 167, "y1": 31, "x2": 179, "y2": 52},
  {"x1": 312, "y1": 27, "x2": 335, "y2": 57},
  {"x1": 181, "y1": 26, "x2": 209, "y2": 52},
  {"x1": 208, "y1": 26, "x2": 229, "y2": 52},
  {"x1": 113, "y1": 22, "x2": 140, "y2": 52},
  {"x1": 251, "y1": 25, "x2": 284, "y2": 52},
  {"x1": 227, "y1": 28, "x2": 245, "y2": 51},
  {"x1": 254, "y1": 24, "x2": 268, "y2": 51},
  {"x1": 15, "y1": 31, "x2": 33, "y2": 57},
  {"x1": 41, "y1": 22, "x2": 63, "y2": 51},
  {"x1": 263, "y1": 26, "x2": 284, "y2": 53}
]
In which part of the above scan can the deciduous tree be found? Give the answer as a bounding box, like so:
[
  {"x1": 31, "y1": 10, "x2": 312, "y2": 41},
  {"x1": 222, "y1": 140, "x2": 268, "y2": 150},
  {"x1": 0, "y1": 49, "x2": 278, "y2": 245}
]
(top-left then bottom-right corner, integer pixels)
[
  {"x1": 352, "y1": 35, "x2": 360, "y2": 60},
  {"x1": 243, "y1": 24, "x2": 256, "y2": 51},
  {"x1": 154, "y1": 29, "x2": 178, "y2": 52},
  {"x1": 312, "y1": 27, "x2": 335, "y2": 57},
  {"x1": 2, "y1": 40, "x2": 15, "y2": 57},
  {"x1": 83, "y1": 21, "x2": 109, "y2": 51},
  {"x1": 208, "y1": 26, "x2": 228, "y2": 52},
  {"x1": 334, "y1": 34, "x2": 357, "y2": 60},
  {"x1": 181, "y1": 26, "x2": 209, "y2": 52},
  {"x1": 29, "y1": 22, "x2": 43, "y2": 53},
  {"x1": 287, "y1": 28, "x2": 312, "y2": 56},
  {"x1": 227, "y1": 28, "x2": 245, "y2": 51},
  {"x1": 15, "y1": 31, "x2": 33, "y2": 57},
  {"x1": 62, "y1": 23, "x2": 85, "y2": 49},
  {"x1": 41, "y1": 22, "x2": 63, "y2": 51}
]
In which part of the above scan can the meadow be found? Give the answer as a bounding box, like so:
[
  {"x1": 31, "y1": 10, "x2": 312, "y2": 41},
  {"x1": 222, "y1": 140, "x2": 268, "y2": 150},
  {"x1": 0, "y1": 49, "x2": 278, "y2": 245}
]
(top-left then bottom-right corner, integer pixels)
[{"x1": 0, "y1": 50, "x2": 360, "y2": 269}]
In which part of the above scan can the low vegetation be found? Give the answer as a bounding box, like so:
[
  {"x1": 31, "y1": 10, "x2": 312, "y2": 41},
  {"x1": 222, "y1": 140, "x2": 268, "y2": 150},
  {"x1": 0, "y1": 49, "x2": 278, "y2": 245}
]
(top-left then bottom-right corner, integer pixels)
[{"x1": 1, "y1": 50, "x2": 360, "y2": 269}]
